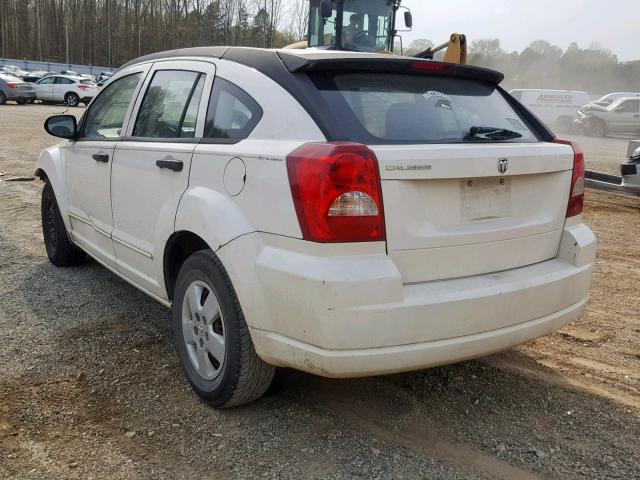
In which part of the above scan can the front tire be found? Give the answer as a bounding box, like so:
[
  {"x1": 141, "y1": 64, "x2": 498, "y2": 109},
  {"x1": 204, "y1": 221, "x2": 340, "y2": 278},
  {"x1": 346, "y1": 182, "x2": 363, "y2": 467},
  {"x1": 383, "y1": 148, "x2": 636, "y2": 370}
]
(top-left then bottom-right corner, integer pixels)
[
  {"x1": 172, "y1": 250, "x2": 275, "y2": 408},
  {"x1": 41, "y1": 182, "x2": 85, "y2": 266},
  {"x1": 589, "y1": 119, "x2": 607, "y2": 138},
  {"x1": 65, "y1": 92, "x2": 80, "y2": 107}
]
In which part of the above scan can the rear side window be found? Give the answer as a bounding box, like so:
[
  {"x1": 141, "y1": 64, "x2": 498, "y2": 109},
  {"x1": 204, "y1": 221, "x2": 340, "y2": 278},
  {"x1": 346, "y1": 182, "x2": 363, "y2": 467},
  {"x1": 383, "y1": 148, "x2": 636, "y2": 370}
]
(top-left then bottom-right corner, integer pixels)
[
  {"x1": 55, "y1": 77, "x2": 75, "y2": 84},
  {"x1": 133, "y1": 70, "x2": 205, "y2": 139},
  {"x1": 204, "y1": 78, "x2": 262, "y2": 142},
  {"x1": 311, "y1": 73, "x2": 538, "y2": 144}
]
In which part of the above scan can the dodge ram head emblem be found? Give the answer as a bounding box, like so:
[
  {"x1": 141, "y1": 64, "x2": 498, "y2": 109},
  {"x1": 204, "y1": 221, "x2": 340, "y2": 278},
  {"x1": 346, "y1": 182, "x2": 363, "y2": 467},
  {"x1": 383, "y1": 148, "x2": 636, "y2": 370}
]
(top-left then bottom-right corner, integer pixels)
[{"x1": 498, "y1": 158, "x2": 509, "y2": 174}]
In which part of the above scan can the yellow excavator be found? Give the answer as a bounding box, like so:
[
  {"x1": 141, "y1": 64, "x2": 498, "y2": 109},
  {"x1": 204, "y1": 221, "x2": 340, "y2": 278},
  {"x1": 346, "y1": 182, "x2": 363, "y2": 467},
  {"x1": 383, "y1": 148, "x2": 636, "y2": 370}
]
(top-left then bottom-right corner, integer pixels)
[{"x1": 285, "y1": 0, "x2": 467, "y2": 64}]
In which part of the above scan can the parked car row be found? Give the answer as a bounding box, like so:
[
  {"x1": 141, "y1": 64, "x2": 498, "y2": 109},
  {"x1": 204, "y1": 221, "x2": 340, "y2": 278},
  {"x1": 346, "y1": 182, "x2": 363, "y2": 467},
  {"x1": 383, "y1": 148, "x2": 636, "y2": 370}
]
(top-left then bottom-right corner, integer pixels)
[
  {"x1": 0, "y1": 64, "x2": 114, "y2": 106},
  {"x1": 509, "y1": 88, "x2": 640, "y2": 137},
  {"x1": 0, "y1": 72, "x2": 100, "y2": 106}
]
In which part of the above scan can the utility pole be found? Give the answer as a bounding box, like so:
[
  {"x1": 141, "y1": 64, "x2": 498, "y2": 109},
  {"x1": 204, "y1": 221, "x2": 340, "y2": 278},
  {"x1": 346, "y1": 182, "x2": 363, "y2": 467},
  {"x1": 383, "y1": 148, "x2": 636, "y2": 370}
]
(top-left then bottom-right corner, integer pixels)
[
  {"x1": 107, "y1": 0, "x2": 112, "y2": 67},
  {"x1": 65, "y1": 4, "x2": 70, "y2": 65}
]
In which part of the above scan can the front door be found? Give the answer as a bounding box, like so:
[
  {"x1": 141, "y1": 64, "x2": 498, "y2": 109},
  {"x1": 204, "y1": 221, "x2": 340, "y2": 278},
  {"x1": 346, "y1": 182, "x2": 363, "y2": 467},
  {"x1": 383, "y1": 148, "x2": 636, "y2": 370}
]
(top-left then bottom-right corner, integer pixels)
[
  {"x1": 34, "y1": 76, "x2": 55, "y2": 100},
  {"x1": 110, "y1": 61, "x2": 214, "y2": 299},
  {"x1": 63, "y1": 69, "x2": 148, "y2": 268},
  {"x1": 610, "y1": 99, "x2": 640, "y2": 133}
]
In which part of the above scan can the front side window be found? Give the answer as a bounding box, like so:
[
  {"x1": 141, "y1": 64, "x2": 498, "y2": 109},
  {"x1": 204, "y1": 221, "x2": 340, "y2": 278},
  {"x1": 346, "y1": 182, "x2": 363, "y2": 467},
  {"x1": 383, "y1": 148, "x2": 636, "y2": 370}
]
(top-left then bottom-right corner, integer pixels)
[
  {"x1": 620, "y1": 100, "x2": 640, "y2": 113},
  {"x1": 81, "y1": 73, "x2": 142, "y2": 139},
  {"x1": 133, "y1": 70, "x2": 205, "y2": 139},
  {"x1": 312, "y1": 73, "x2": 538, "y2": 144},
  {"x1": 204, "y1": 78, "x2": 262, "y2": 141},
  {"x1": 55, "y1": 77, "x2": 75, "y2": 85}
]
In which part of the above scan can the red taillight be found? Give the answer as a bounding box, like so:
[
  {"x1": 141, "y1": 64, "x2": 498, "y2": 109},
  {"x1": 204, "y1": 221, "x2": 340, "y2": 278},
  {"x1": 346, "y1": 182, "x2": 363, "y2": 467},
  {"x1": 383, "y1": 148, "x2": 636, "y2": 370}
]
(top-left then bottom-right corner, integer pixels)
[
  {"x1": 287, "y1": 143, "x2": 386, "y2": 243},
  {"x1": 7, "y1": 83, "x2": 17, "y2": 88},
  {"x1": 78, "y1": 84, "x2": 90, "y2": 90},
  {"x1": 555, "y1": 139, "x2": 585, "y2": 218}
]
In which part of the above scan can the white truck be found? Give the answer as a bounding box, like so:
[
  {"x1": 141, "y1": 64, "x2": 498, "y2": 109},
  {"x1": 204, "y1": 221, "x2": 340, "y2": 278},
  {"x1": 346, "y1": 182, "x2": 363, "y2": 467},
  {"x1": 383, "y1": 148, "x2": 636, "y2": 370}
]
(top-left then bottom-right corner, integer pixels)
[{"x1": 510, "y1": 89, "x2": 591, "y2": 132}]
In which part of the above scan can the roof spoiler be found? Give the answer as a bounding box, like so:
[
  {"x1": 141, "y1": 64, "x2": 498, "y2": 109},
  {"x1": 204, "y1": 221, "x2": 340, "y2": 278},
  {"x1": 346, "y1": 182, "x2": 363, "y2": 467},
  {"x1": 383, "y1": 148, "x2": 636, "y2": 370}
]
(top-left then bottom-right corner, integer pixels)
[{"x1": 277, "y1": 52, "x2": 504, "y2": 85}]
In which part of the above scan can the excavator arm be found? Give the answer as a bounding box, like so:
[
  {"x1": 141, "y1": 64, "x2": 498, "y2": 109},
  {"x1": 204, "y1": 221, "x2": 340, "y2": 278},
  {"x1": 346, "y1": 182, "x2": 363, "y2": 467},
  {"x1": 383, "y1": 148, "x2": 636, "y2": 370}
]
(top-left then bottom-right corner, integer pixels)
[{"x1": 414, "y1": 34, "x2": 468, "y2": 64}]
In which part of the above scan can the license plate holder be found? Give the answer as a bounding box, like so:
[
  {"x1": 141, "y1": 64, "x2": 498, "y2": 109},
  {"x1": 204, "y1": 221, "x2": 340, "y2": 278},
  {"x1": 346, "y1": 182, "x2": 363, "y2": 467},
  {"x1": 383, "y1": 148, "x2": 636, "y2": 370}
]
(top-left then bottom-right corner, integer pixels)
[{"x1": 461, "y1": 177, "x2": 512, "y2": 221}]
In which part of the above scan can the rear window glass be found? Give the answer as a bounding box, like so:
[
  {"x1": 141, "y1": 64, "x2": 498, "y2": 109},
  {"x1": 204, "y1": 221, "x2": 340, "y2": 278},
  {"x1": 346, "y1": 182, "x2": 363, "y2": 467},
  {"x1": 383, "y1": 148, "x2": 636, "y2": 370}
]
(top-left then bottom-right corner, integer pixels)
[
  {"x1": 80, "y1": 79, "x2": 96, "y2": 85},
  {"x1": 0, "y1": 74, "x2": 22, "y2": 82},
  {"x1": 312, "y1": 73, "x2": 538, "y2": 144}
]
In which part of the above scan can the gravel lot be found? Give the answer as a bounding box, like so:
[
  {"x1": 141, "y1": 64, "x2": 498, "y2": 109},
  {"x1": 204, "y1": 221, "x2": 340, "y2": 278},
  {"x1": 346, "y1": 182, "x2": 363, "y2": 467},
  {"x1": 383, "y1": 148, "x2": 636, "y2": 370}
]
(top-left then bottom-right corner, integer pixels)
[{"x1": 1, "y1": 104, "x2": 639, "y2": 480}]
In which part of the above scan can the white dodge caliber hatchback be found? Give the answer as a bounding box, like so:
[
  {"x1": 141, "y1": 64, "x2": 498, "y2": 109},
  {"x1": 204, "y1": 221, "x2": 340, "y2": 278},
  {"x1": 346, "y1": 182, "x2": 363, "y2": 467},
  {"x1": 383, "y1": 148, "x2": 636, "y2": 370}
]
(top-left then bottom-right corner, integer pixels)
[{"x1": 36, "y1": 47, "x2": 597, "y2": 407}]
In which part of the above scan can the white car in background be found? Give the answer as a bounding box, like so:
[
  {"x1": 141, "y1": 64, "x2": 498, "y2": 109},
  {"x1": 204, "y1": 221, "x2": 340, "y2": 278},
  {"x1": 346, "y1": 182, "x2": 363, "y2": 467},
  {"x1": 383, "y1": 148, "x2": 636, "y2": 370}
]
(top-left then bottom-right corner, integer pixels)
[
  {"x1": 34, "y1": 74, "x2": 98, "y2": 106},
  {"x1": 576, "y1": 97, "x2": 640, "y2": 136},
  {"x1": 509, "y1": 89, "x2": 591, "y2": 132},
  {"x1": 590, "y1": 92, "x2": 640, "y2": 107}
]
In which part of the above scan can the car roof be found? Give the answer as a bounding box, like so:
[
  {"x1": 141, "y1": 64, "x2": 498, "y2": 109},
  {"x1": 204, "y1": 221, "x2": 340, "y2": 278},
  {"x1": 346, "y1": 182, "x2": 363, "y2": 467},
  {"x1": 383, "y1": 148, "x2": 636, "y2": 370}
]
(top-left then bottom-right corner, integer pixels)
[
  {"x1": 119, "y1": 46, "x2": 504, "y2": 84},
  {"x1": 45, "y1": 74, "x2": 84, "y2": 81}
]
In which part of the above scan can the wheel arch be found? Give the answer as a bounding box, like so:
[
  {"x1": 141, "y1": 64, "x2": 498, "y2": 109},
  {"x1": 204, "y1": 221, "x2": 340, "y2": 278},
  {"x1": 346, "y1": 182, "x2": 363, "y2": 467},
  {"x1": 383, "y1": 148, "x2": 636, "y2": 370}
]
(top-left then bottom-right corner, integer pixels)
[
  {"x1": 163, "y1": 231, "x2": 210, "y2": 301},
  {"x1": 35, "y1": 148, "x2": 72, "y2": 232}
]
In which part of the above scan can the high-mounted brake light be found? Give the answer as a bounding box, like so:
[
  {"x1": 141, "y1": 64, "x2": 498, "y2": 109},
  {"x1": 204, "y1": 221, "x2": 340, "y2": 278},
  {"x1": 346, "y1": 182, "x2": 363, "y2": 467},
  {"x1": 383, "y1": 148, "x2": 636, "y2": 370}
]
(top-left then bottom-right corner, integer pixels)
[
  {"x1": 555, "y1": 139, "x2": 585, "y2": 218},
  {"x1": 287, "y1": 143, "x2": 385, "y2": 243},
  {"x1": 409, "y1": 61, "x2": 454, "y2": 74}
]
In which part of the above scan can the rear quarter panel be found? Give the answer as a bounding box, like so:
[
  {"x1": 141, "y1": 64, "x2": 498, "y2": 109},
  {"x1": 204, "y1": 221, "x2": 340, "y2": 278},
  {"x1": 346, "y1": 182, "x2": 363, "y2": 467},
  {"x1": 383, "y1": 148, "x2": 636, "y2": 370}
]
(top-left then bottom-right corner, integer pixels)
[{"x1": 176, "y1": 59, "x2": 325, "y2": 248}]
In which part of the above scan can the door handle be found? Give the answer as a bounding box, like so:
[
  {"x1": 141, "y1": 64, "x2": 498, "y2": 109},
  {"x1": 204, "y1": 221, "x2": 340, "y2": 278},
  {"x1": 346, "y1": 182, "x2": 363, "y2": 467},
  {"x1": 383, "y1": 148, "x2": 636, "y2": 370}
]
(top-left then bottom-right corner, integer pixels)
[
  {"x1": 156, "y1": 159, "x2": 184, "y2": 172},
  {"x1": 92, "y1": 153, "x2": 109, "y2": 163}
]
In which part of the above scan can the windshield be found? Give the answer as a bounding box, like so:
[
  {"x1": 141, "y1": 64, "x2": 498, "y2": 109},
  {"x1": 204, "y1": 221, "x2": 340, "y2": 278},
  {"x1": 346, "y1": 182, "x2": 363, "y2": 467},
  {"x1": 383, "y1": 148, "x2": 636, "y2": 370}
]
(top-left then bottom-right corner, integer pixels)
[
  {"x1": 311, "y1": 73, "x2": 538, "y2": 144},
  {"x1": 308, "y1": 0, "x2": 395, "y2": 52}
]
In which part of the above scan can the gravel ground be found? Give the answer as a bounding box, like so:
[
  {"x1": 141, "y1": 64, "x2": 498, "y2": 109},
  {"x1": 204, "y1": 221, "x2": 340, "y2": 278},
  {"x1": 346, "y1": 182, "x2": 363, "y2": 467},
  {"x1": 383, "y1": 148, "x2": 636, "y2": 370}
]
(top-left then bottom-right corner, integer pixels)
[{"x1": 1, "y1": 104, "x2": 639, "y2": 479}]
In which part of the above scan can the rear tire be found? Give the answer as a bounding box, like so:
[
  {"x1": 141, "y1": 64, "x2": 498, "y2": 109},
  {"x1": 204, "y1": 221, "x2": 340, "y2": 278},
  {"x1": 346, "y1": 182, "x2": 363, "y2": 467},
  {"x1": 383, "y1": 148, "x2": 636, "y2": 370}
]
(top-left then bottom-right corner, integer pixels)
[
  {"x1": 172, "y1": 250, "x2": 275, "y2": 408},
  {"x1": 65, "y1": 92, "x2": 80, "y2": 107},
  {"x1": 0, "y1": 91, "x2": 6, "y2": 105},
  {"x1": 41, "y1": 182, "x2": 85, "y2": 266}
]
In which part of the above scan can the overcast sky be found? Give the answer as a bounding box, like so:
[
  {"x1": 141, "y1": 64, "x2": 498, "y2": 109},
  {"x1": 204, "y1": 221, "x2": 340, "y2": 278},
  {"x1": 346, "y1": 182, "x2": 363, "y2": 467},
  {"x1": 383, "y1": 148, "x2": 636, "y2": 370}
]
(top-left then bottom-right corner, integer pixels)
[{"x1": 399, "y1": 0, "x2": 638, "y2": 61}]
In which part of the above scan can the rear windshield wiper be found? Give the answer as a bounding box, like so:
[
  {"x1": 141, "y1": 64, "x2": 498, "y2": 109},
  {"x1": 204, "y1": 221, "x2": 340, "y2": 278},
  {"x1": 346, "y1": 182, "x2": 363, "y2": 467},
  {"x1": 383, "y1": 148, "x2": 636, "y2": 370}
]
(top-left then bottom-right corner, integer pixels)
[{"x1": 463, "y1": 126, "x2": 523, "y2": 141}]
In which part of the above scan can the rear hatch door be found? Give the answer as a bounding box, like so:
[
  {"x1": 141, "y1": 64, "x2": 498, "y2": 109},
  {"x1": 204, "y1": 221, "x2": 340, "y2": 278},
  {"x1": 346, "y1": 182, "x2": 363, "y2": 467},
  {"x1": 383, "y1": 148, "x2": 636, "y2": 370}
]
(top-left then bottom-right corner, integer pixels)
[{"x1": 306, "y1": 64, "x2": 573, "y2": 283}]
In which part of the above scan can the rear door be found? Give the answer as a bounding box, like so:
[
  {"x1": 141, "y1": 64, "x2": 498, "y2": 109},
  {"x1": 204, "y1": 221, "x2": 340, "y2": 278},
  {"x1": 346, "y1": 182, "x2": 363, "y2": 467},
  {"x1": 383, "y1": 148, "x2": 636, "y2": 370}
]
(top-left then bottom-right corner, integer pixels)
[
  {"x1": 110, "y1": 60, "x2": 213, "y2": 298},
  {"x1": 53, "y1": 77, "x2": 74, "y2": 102},
  {"x1": 312, "y1": 71, "x2": 573, "y2": 283}
]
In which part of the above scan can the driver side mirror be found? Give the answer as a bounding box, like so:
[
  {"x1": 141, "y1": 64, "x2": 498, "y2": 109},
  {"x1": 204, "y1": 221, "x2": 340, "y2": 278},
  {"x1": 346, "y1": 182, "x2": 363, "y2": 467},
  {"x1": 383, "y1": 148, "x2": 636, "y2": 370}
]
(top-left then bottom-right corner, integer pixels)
[
  {"x1": 45, "y1": 115, "x2": 78, "y2": 139},
  {"x1": 320, "y1": 0, "x2": 333, "y2": 18},
  {"x1": 404, "y1": 11, "x2": 413, "y2": 29}
]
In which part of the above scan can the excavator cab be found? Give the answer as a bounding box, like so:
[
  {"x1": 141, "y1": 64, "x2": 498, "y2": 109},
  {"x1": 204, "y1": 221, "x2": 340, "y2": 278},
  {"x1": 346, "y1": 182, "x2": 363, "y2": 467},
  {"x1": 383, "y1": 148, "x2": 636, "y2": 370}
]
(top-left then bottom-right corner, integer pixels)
[{"x1": 308, "y1": 0, "x2": 411, "y2": 53}]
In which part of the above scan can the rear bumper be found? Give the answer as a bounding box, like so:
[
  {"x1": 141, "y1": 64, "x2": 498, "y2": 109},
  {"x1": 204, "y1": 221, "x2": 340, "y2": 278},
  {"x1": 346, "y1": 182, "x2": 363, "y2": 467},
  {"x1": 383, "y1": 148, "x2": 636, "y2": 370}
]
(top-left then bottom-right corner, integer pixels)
[
  {"x1": 251, "y1": 297, "x2": 588, "y2": 378},
  {"x1": 222, "y1": 223, "x2": 596, "y2": 378}
]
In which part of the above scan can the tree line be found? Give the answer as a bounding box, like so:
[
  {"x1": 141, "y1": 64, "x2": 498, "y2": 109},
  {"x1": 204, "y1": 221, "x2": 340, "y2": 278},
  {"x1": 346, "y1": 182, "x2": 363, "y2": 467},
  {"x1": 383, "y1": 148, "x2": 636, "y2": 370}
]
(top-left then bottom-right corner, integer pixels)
[
  {"x1": 406, "y1": 38, "x2": 640, "y2": 94},
  {"x1": 0, "y1": 0, "x2": 309, "y2": 68}
]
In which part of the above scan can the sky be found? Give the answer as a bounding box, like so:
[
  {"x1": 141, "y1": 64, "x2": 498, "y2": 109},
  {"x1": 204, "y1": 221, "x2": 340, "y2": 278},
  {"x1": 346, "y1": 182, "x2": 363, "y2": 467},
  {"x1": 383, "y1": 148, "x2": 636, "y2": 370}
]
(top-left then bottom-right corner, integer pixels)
[{"x1": 398, "y1": 0, "x2": 639, "y2": 61}]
